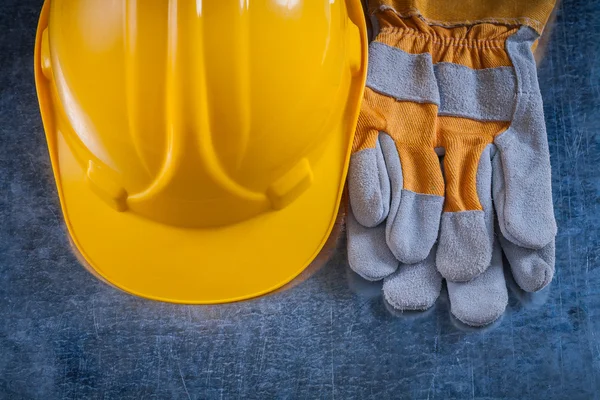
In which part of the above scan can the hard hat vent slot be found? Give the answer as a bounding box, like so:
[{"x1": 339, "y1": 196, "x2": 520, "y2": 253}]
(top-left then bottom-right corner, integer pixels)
[
  {"x1": 346, "y1": 21, "x2": 363, "y2": 74},
  {"x1": 267, "y1": 158, "x2": 313, "y2": 210},
  {"x1": 85, "y1": 160, "x2": 128, "y2": 212},
  {"x1": 41, "y1": 29, "x2": 52, "y2": 79}
]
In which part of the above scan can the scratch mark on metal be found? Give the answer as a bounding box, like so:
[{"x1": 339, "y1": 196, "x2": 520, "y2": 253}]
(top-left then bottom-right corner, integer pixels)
[
  {"x1": 259, "y1": 336, "x2": 268, "y2": 375},
  {"x1": 470, "y1": 363, "x2": 475, "y2": 400},
  {"x1": 178, "y1": 362, "x2": 191, "y2": 400},
  {"x1": 330, "y1": 306, "x2": 335, "y2": 400},
  {"x1": 92, "y1": 302, "x2": 100, "y2": 340}
]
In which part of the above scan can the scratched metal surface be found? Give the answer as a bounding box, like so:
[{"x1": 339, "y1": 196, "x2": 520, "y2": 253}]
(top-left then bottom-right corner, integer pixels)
[{"x1": 1, "y1": 0, "x2": 599, "y2": 399}]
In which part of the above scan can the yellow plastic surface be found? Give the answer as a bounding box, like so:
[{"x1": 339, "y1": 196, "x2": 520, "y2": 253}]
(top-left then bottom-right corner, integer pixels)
[{"x1": 34, "y1": 0, "x2": 367, "y2": 303}]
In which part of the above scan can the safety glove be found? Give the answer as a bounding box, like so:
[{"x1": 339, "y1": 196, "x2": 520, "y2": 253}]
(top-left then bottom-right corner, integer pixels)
[{"x1": 346, "y1": 6, "x2": 556, "y2": 326}]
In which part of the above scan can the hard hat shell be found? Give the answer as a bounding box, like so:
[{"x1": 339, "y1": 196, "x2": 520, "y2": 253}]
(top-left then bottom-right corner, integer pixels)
[{"x1": 35, "y1": 0, "x2": 367, "y2": 303}]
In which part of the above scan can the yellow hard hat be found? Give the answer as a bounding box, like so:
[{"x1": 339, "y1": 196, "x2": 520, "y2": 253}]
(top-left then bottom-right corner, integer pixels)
[{"x1": 34, "y1": 0, "x2": 367, "y2": 303}]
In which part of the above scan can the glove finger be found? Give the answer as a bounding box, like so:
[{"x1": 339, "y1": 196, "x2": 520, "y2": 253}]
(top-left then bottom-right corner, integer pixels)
[
  {"x1": 346, "y1": 206, "x2": 398, "y2": 281},
  {"x1": 493, "y1": 27, "x2": 557, "y2": 249},
  {"x1": 349, "y1": 52, "x2": 397, "y2": 229},
  {"x1": 380, "y1": 133, "x2": 443, "y2": 264},
  {"x1": 348, "y1": 134, "x2": 391, "y2": 228},
  {"x1": 499, "y1": 234, "x2": 555, "y2": 292},
  {"x1": 365, "y1": 40, "x2": 444, "y2": 264},
  {"x1": 503, "y1": 258, "x2": 552, "y2": 309},
  {"x1": 382, "y1": 246, "x2": 442, "y2": 311},
  {"x1": 447, "y1": 242, "x2": 508, "y2": 327},
  {"x1": 432, "y1": 57, "x2": 516, "y2": 281},
  {"x1": 437, "y1": 143, "x2": 495, "y2": 281}
]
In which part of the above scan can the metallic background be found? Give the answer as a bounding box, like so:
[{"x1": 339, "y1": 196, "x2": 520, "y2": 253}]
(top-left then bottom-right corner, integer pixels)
[{"x1": 1, "y1": 0, "x2": 598, "y2": 398}]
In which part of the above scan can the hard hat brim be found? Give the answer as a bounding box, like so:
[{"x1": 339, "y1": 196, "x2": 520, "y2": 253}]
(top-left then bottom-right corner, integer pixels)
[{"x1": 34, "y1": 0, "x2": 367, "y2": 304}]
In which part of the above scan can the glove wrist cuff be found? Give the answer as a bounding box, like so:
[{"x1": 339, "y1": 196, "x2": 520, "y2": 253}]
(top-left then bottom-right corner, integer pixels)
[
  {"x1": 369, "y1": 0, "x2": 555, "y2": 35},
  {"x1": 375, "y1": 12, "x2": 516, "y2": 70}
]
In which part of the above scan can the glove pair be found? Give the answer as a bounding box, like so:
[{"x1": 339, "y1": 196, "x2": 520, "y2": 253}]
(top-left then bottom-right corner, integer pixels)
[{"x1": 347, "y1": 9, "x2": 556, "y2": 326}]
